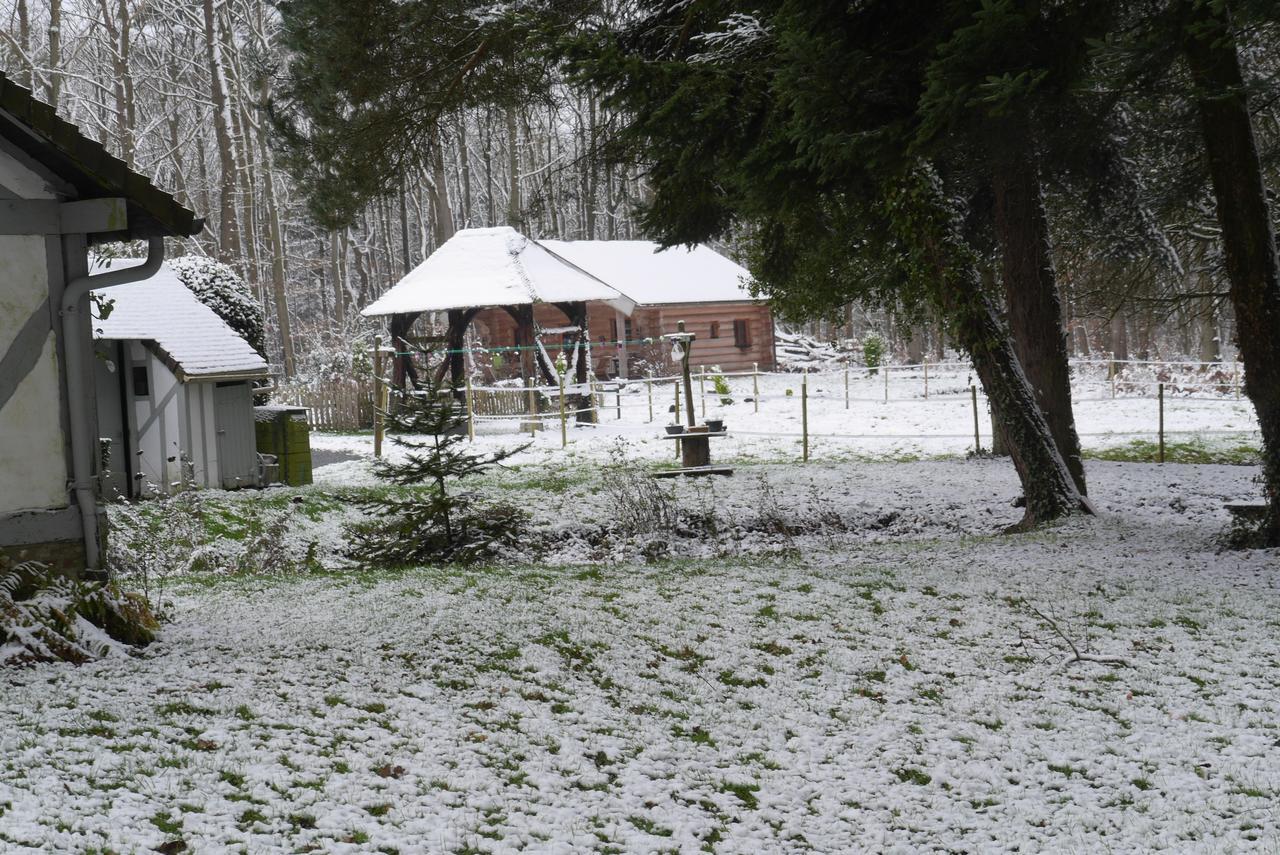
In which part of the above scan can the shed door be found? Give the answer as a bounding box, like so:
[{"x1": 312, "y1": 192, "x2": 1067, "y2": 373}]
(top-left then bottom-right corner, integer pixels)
[{"x1": 213, "y1": 382, "x2": 256, "y2": 489}]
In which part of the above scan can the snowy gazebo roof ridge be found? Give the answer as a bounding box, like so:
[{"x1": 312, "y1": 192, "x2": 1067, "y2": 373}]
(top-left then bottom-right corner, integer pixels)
[
  {"x1": 92, "y1": 259, "x2": 269, "y2": 381},
  {"x1": 361, "y1": 226, "x2": 637, "y2": 317},
  {"x1": 536, "y1": 239, "x2": 757, "y2": 306}
]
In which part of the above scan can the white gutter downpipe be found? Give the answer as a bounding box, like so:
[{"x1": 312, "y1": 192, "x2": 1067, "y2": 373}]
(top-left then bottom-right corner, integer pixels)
[{"x1": 61, "y1": 237, "x2": 165, "y2": 572}]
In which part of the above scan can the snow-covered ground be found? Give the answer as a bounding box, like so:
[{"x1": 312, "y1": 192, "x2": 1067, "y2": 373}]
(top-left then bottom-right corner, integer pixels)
[
  {"x1": 312, "y1": 365, "x2": 1262, "y2": 487},
  {"x1": 2, "y1": 447, "x2": 1277, "y2": 852}
]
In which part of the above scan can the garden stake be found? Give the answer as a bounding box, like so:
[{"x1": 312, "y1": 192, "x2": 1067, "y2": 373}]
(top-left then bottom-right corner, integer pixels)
[
  {"x1": 1158, "y1": 382, "x2": 1165, "y2": 463},
  {"x1": 971, "y1": 385, "x2": 981, "y2": 453},
  {"x1": 753, "y1": 362, "x2": 759, "y2": 413},
  {"x1": 802, "y1": 370, "x2": 809, "y2": 462},
  {"x1": 465, "y1": 372, "x2": 475, "y2": 441},
  {"x1": 559, "y1": 373, "x2": 567, "y2": 448}
]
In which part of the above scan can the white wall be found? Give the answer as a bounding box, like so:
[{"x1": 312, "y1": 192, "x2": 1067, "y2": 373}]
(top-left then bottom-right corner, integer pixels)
[
  {"x1": 129, "y1": 343, "x2": 187, "y2": 494},
  {"x1": 0, "y1": 233, "x2": 69, "y2": 515}
]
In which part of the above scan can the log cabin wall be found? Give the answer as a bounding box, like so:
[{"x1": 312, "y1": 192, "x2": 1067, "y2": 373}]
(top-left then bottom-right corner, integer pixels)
[{"x1": 471, "y1": 301, "x2": 775, "y2": 378}]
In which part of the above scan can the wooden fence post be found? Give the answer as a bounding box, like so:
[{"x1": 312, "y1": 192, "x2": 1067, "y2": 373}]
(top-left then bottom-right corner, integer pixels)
[
  {"x1": 465, "y1": 372, "x2": 475, "y2": 441},
  {"x1": 674, "y1": 380, "x2": 681, "y2": 458},
  {"x1": 559, "y1": 372, "x2": 567, "y2": 448},
  {"x1": 1109, "y1": 351, "x2": 1116, "y2": 399},
  {"x1": 844, "y1": 364, "x2": 850, "y2": 409},
  {"x1": 1233, "y1": 361, "x2": 1240, "y2": 399},
  {"x1": 616, "y1": 384, "x2": 622, "y2": 420},
  {"x1": 971, "y1": 385, "x2": 981, "y2": 453},
  {"x1": 802, "y1": 369, "x2": 809, "y2": 462},
  {"x1": 884, "y1": 362, "x2": 890, "y2": 403},
  {"x1": 753, "y1": 362, "x2": 760, "y2": 413},
  {"x1": 1158, "y1": 382, "x2": 1165, "y2": 463},
  {"x1": 923, "y1": 357, "x2": 929, "y2": 399},
  {"x1": 526, "y1": 377, "x2": 538, "y2": 437},
  {"x1": 699, "y1": 366, "x2": 706, "y2": 420},
  {"x1": 373, "y1": 335, "x2": 384, "y2": 458},
  {"x1": 647, "y1": 375, "x2": 654, "y2": 423}
]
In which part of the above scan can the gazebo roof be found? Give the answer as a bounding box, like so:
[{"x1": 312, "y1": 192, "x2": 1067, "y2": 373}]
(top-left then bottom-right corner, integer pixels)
[
  {"x1": 362, "y1": 227, "x2": 636, "y2": 317},
  {"x1": 538, "y1": 240, "x2": 756, "y2": 306}
]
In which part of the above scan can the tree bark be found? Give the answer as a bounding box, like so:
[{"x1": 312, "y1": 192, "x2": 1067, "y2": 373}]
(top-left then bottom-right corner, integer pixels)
[
  {"x1": 204, "y1": 0, "x2": 241, "y2": 264},
  {"x1": 990, "y1": 125, "x2": 1087, "y2": 495},
  {"x1": 1183, "y1": 0, "x2": 1280, "y2": 544},
  {"x1": 892, "y1": 168, "x2": 1088, "y2": 528},
  {"x1": 47, "y1": 0, "x2": 62, "y2": 108}
]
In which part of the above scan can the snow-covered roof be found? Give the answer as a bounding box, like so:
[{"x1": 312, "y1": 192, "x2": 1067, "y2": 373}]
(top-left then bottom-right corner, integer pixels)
[
  {"x1": 361, "y1": 227, "x2": 636, "y2": 317},
  {"x1": 92, "y1": 260, "x2": 268, "y2": 381},
  {"x1": 537, "y1": 240, "x2": 757, "y2": 306}
]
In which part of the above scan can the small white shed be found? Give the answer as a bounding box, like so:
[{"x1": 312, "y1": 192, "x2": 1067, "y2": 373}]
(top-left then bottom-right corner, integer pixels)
[{"x1": 92, "y1": 263, "x2": 269, "y2": 496}]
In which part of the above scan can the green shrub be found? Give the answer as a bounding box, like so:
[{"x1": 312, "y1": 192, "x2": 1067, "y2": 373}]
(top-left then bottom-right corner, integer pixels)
[{"x1": 863, "y1": 334, "x2": 886, "y2": 375}]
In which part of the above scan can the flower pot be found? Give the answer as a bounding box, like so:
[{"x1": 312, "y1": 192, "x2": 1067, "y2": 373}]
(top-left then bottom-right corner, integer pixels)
[
  {"x1": 705, "y1": 419, "x2": 725, "y2": 432},
  {"x1": 665, "y1": 424, "x2": 685, "y2": 435}
]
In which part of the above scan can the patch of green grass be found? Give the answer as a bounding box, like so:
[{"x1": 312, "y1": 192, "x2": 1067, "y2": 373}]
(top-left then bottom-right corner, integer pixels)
[
  {"x1": 150, "y1": 811, "x2": 182, "y2": 835},
  {"x1": 894, "y1": 768, "x2": 931, "y2": 786},
  {"x1": 1048, "y1": 763, "x2": 1088, "y2": 778},
  {"x1": 1085, "y1": 438, "x2": 1259, "y2": 465},
  {"x1": 719, "y1": 781, "x2": 760, "y2": 809},
  {"x1": 219, "y1": 770, "x2": 246, "y2": 788},
  {"x1": 157, "y1": 700, "x2": 215, "y2": 717},
  {"x1": 627, "y1": 814, "x2": 673, "y2": 836},
  {"x1": 671, "y1": 725, "x2": 716, "y2": 747},
  {"x1": 718, "y1": 670, "x2": 767, "y2": 688}
]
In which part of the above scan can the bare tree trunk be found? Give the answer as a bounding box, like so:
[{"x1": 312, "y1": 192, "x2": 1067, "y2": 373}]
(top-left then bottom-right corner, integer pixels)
[
  {"x1": 204, "y1": 0, "x2": 241, "y2": 264},
  {"x1": 47, "y1": 0, "x2": 62, "y2": 107},
  {"x1": 893, "y1": 169, "x2": 1088, "y2": 528},
  {"x1": 991, "y1": 124, "x2": 1087, "y2": 495},
  {"x1": 506, "y1": 107, "x2": 522, "y2": 228},
  {"x1": 255, "y1": 76, "x2": 295, "y2": 377},
  {"x1": 1183, "y1": 0, "x2": 1280, "y2": 544},
  {"x1": 15, "y1": 0, "x2": 32, "y2": 89}
]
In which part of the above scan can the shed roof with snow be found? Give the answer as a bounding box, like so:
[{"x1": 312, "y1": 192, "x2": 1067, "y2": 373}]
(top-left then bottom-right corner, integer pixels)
[
  {"x1": 362, "y1": 227, "x2": 637, "y2": 317},
  {"x1": 536, "y1": 240, "x2": 756, "y2": 306},
  {"x1": 92, "y1": 260, "x2": 268, "y2": 381}
]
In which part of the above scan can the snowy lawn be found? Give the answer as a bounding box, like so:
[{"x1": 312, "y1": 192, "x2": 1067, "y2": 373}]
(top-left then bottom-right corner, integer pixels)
[{"x1": 2, "y1": 453, "x2": 1278, "y2": 853}]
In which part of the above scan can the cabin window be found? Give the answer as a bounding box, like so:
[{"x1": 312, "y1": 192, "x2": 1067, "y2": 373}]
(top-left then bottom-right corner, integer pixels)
[
  {"x1": 132, "y1": 365, "x2": 149, "y2": 397},
  {"x1": 733, "y1": 319, "x2": 752, "y2": 348},
  {"x1": 710, "y1": 321, "x2": 720, "y2": 339}
]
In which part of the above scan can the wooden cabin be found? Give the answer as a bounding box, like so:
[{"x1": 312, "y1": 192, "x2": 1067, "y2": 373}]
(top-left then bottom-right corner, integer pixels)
[{"x1": 473, "y1": 240, "x2": 775, "y2": 378}]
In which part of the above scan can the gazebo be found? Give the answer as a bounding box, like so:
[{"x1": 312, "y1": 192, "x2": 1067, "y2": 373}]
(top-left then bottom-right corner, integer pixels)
[{"x1": 362, "y1": 227, "x2": 636, "y2": 421}]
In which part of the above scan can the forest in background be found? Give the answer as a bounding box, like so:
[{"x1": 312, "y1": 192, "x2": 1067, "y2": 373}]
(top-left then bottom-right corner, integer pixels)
[{"x1": 1, "y1": 0, "x2": 1276, "y2": 378}]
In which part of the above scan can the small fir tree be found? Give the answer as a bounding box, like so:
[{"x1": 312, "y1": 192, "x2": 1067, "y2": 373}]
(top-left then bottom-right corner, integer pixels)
[{"x1": 347, "y1": 373, "x2": 528, "y2": 566}]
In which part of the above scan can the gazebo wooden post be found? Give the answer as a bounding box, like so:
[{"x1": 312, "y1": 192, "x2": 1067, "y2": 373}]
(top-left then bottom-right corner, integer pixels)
[
  {"x1": 500, "y1": 304, "x2": 537, "y2": 385},
  {"x1": 388, "y1": 311, "x2": 422, "y2": 403},
  {"x1": 442, "y1": 308, "x2": 480, "y2": 399},
  {"x1": 559, "y1": 300, "x2": 596, "y2": 424}
]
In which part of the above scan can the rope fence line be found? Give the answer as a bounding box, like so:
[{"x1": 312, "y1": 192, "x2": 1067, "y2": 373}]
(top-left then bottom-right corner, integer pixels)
[{"x1": 321, "y1": 345, "x2": 1260, "y2": 459}]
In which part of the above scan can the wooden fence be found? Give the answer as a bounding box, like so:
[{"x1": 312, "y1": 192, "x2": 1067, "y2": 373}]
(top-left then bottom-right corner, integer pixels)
[
  {"x1": 273, "y1": 379, "x2": 545, "y2": 431},
  {"x1": 274, "y1": 377, "x2": 374, "y2": 431}
]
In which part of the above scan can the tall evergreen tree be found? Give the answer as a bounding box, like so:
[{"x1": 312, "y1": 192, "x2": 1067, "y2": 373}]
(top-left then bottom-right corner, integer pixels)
[{"x1": 568, "y1": 0, "x2": 1091, "y2": 526}]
